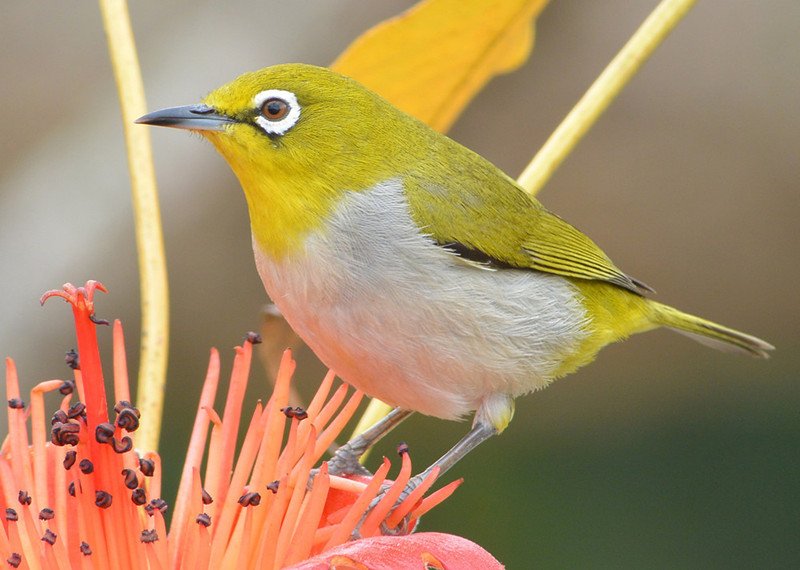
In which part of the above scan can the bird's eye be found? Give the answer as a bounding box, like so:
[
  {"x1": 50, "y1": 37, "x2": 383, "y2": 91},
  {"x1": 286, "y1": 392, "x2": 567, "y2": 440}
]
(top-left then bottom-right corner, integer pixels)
[
  {"x1": 253, "y1": 89, "x2": 301, "y2": 136},
  {"x1": 261, "y1": 98, "x2": 290, "y2": 121}
]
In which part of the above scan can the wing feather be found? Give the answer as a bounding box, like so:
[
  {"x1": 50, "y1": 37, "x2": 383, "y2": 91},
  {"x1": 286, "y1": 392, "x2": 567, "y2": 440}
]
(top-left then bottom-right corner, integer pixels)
[{"x1": 402, "y1": 160, "x2": 651, "y2": 295}]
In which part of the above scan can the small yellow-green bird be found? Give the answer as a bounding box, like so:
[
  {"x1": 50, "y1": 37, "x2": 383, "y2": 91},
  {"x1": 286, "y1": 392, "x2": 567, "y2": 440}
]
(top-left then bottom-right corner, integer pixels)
[{"x1": 138, "y1": 63, "x2": 772, "y2": 477}]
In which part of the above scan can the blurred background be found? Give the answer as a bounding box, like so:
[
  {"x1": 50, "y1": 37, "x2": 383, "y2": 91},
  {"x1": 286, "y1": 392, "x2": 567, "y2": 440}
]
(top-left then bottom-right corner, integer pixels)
[{"x1": 1, "y1": 1, "x2": 798, "y2": 567}]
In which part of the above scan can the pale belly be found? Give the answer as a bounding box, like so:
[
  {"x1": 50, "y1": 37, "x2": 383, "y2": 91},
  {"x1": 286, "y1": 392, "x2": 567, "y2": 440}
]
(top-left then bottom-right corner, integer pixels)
[{"x1": 252, "y1": 180, "x2": 589, "y2": 421}]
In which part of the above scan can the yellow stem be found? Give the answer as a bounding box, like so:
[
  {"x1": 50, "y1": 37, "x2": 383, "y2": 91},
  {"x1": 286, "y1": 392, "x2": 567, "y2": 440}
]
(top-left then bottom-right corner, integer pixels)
[
  {"x1": 517, "y1": 0, "x2": 697, "y2": 195},
  {"x1": 99, "y1": 0, "x2": 169, "y2": 453}
]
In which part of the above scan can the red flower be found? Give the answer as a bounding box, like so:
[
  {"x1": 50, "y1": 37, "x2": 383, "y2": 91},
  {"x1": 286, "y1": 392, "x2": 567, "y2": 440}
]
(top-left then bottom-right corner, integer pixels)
[{"x1": 0, "y1": 282, "x2": 502, "y2": 569}]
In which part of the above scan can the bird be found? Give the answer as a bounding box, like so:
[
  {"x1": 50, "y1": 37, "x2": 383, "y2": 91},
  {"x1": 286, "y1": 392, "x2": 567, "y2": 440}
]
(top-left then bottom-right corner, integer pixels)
[{"x1": 137, "y1": 63, "x2": 772, "y2": 482}]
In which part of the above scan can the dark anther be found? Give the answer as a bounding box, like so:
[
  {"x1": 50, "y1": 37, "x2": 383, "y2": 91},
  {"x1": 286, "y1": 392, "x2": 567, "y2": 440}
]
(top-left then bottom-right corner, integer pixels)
[
  {"x1": 292, "y1": 407, "x2": 308, "y2": 421},
  {"x1": 152, "y1": 497, "x2": 169, "y2": 513},
  {"x1": 144, "y1": 498, "x2": 168, "y2": 517},
  {"x1": 131, "y1": 488, "x2": 147, "y2": 506},
  {"x1": 58, "y1": 421, "x2": 81, "y2": 438},
  {"x1": 39, "y1": 508, "x2": 55, "y2": 521},
  {"x1": 42, "y1": 529, "x2": 57, "y2": 546},
  {"x1": 196, "y1": 513, "x2": 212, "y2": 527},
  {"x1": 245, "y1": 331, "x2": 263, "y2": 344},
  {"x1": 112, "y1": 436, "x2": 133, "y2": 454},
  {"x1": 79, "y1": 459, "x2": 94, "y2": 475},
  {"x1": 238, "y1": 492, "x2": 261, "y2": 507},
  {"x1": 7, "y1": 398, "x2": 25, "y2": 410},
  {"x1": 95, "y1": 491, "x2": 112, "y2": 509},
  {"x1": 114, "y1": 400, "x2": 133, "y2": 414},
  {"x1": 201, "y1": 488, "x2": 213, "y2": 505},
  {"x1": 68, "y1": 482, "x2": 76, "y2": 497},
  {"x1": 140, "y1": 529, "x2": 159, "y2": 543},
  {"x1": 266, "y1": 480, "x2": 280, "y2": 494},
  {"x1": 7, "y1": 553, "x2": 21, "y2": 568},
  {"x1": 80, "y1": 542, "x2": 92, "y2": 556},
  {"x1": 59, "y1": 380, "x2": 75, "y2": 395},
  {"x1": 51, "y1": 421, "x2": 81, "y2": 446},
  {"x1": 95, "y1": 423, "x2": 116, "y2": 444},
  {"x1": 51, "y1": 410, "x2": 68, "y2": 425},
  {"x1": 397, "y1": 442, "x2": 410, "y2": 456},
  {"x1": 67, "y1": 402, "x2": 86, "y2": 420},
  {"x1": 139, "y1": 458, "x2": 155, "y2": 477},
  {"x1": 65, "y1": 349, "x2": 80, "y2": 370},
  {"x1": 122, "y1": 468, "x2": 138, "y2": 490},
  {"x1": 88, "y1": 314, "x2": 110, "y2": 326},
  {"x1": 116, "y1": 408, "x2": 140, "y2": 432},
  {"x1": 281, "y1": 406, "x2": 296, "y2": 418},
  {"x1": 18, "y1": 491, "x2": 32, "y2": 506},
  {"x1": 63, "y1": 450, "x2": 77, "y2": 470},
  {"x1": 5, "y1": 508, "x2": 18, "y2": 521}
]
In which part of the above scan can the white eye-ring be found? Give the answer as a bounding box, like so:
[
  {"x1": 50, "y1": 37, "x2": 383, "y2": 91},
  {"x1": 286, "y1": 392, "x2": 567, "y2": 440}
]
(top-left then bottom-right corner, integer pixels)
[{"x1": 253, "y1": 89, "x2": 301, "y2": 136}]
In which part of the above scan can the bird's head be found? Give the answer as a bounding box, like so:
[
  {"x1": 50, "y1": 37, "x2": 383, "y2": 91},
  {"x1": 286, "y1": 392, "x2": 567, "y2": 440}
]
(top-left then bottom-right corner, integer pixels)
[{"x1": 138, "y1": 63, "x2": 416, "y2": 257}]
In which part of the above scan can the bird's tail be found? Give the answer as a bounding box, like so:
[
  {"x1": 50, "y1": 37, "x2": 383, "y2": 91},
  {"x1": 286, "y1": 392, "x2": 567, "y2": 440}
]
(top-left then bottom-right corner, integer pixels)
[{"x1": 649, "y1": 301, "x2": 773, "y2": 358}]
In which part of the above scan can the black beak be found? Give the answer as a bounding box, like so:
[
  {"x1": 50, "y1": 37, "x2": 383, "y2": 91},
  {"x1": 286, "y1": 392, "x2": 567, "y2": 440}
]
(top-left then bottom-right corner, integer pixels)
[{"x1": 135, "y1": 104, "x2": 235, "y2": 132}]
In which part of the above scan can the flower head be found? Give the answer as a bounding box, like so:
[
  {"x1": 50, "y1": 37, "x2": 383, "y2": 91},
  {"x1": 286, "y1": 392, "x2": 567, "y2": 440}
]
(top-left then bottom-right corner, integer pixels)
[{"x1": 0, "y1": 282, "x2": 500, "y2": 569}]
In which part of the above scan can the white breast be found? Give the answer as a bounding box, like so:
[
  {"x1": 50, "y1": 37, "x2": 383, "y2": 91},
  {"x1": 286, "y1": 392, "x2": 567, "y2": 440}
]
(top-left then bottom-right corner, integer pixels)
[{"x1": 253, "y1": 179, "x2": 588, "y2": 420}]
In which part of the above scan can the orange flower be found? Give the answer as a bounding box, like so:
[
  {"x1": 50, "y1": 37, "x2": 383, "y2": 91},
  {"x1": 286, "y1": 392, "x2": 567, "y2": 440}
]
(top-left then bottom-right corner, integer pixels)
[{"x1": 0, "y1": 282, "x2": 500, "y2": 569}]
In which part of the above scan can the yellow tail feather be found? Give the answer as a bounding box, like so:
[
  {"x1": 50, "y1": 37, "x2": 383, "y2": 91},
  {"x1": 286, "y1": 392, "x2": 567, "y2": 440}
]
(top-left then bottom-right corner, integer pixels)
[{"x1": 650, "y1": 302, "x2": 774, "y2": 358}]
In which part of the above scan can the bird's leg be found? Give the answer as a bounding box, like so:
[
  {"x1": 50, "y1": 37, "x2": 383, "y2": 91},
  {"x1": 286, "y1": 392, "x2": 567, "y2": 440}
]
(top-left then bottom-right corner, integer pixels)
[
  {"x1": 409, "y1": 392, "x2": 513, "y2": 486},
  {"x1": 399, "y1": 420, "x2": 497, "y2": 503},
  {"x1": 360, "y1": 394, "x2": 514, "y2": 537},
  {"x1": 353, "y1": 421, "x2": 498, "y2": 538},
  {"x1": 327, "y1": 407, "x2": 414, "y2": 476},
  {"x1": 421, "y1": 420, "x2": 497, "y2": 480}
]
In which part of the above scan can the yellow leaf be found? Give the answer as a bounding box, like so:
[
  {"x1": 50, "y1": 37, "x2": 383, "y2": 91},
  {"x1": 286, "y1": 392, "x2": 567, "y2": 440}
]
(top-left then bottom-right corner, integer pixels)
[{"x1": 332, "y1": 0, "x2": 549, "y2": 133}]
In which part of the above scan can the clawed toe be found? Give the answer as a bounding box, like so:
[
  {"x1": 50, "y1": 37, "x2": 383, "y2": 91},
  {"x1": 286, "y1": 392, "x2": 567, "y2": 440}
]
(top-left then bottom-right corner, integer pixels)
[
  {"x1": 351, "y1": 451, "x2": 436, "y2": 539},
  {"x1": 327, "y1": 445, "x2": 373, "y2": 477}
]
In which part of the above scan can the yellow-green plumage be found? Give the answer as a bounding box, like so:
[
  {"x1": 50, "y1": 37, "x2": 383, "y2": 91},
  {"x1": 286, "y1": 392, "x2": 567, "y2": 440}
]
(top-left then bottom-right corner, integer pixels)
[
  {"x1": 199, "y1": 64, "x2": 771, "y2": 372},
  {"x1": 139, "y1": 63, "x2": 773, "y2": 439}
]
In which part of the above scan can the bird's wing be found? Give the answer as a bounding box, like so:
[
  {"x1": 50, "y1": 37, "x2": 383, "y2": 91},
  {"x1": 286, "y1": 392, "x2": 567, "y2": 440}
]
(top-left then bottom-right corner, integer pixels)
[
  {"x1": 403, "y1": 170, "x2": 652, "y2": 295},
  {"x1": 517, "y1": 209, "x2": 653, "y2": 294}
]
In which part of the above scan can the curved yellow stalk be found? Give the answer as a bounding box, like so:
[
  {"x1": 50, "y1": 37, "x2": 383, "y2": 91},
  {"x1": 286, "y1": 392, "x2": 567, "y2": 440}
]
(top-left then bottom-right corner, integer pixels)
[
  {"x1": 517, "y1": 0, "x2": 697, "y2": 196},
  {"x1": 99, "y1": 0, "x2": 168, "y2": 453}
]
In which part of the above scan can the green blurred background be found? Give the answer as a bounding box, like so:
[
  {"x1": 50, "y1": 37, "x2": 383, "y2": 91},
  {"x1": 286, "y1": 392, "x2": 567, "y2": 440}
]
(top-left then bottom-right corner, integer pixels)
[{"x1": 1, "y1": 1, "x2": 798, "y2": 567}]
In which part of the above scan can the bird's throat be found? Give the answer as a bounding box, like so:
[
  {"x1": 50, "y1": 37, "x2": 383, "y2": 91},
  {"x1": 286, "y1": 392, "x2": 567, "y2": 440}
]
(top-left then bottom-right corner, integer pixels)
[
  {"x1": 241, "y1": 180, "x2": 327, "y2": 260},
  {"x1": 209, "y1": 134, "x2": 341, "y2": 260}
]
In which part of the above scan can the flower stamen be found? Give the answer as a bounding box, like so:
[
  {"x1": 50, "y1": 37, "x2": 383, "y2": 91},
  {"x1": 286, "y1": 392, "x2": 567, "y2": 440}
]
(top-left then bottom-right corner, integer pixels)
[{"x1": 3, "y1": 281, "x2": 468, "y2": 568}]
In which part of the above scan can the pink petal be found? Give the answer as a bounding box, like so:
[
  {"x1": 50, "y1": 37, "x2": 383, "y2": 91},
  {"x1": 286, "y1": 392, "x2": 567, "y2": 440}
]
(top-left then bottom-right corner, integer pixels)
[{"x1": 286, "y1": 532, "x2": 504, "y2": 570}]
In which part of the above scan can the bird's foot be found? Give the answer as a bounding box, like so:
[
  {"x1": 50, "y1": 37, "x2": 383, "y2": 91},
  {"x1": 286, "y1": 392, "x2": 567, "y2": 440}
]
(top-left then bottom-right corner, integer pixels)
[
  {"x1": 325, "y1": 407, "x2": 414, "y2": 478},
  {"x1": 326, "y1": 438, "x2": 373, "y2": 477},
  {"x1": 307, "y1": 433, "x2": 373, "y2": 491},
  {"x1": 350, "y1": 444, "x2": 462, "y2": 539},
  {"x1": 368, "y1": 473, "x2": 426, "y2": 537}
]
